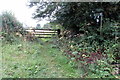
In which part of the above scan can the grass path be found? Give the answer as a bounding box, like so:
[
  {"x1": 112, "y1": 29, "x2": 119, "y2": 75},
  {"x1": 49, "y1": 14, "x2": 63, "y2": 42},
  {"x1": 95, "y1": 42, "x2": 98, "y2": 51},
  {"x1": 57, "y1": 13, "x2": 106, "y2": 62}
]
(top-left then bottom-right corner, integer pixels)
[{"x1": 2, "y1": 40, "x2": 79, "y2": 78}]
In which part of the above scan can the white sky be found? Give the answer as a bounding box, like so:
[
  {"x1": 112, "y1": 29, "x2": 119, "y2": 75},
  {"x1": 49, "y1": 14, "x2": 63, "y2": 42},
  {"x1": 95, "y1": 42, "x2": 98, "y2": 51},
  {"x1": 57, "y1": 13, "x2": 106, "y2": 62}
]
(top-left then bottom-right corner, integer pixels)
[{"x1": 0, "y1": 0, "x2": 49, "y2": 28}]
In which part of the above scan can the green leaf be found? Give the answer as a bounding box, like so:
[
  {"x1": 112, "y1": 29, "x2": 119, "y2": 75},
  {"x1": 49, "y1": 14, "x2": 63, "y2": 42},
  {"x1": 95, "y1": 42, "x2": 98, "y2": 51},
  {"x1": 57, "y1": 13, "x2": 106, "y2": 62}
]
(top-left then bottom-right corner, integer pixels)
[{"x1": 72, "y1": 51, "x2": 78, "y2": 55}]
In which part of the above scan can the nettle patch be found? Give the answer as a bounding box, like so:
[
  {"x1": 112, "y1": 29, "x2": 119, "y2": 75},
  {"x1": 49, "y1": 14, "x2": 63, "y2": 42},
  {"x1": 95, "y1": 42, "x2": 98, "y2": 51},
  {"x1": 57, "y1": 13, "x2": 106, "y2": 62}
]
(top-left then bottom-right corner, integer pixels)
[
  {"x1": 63, "y1": 45, "x2": 120, "y2": 78},
  {"x1": 64, "y1": 48, "x2": 107, "y2": 64}
]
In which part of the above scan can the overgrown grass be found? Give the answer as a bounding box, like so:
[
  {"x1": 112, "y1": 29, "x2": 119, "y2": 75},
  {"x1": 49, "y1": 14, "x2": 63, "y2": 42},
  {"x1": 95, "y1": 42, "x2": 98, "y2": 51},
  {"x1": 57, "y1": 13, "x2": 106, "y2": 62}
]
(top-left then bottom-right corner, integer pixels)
[{"x1": 1, "y1": 38, "x2": 79, "y2": 78}]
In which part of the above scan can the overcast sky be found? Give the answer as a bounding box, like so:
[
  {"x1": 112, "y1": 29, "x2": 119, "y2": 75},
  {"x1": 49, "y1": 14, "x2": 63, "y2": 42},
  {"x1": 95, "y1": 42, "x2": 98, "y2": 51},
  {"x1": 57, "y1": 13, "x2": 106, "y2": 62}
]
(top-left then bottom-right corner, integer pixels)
[{"x1": 0, "y1": 0, "x2": 49, "y2": 28}]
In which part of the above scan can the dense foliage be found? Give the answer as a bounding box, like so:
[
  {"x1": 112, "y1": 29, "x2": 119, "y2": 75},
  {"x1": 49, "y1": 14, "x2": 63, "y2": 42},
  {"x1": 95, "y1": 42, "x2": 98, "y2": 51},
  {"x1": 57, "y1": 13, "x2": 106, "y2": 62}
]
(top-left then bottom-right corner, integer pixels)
[
  {"x1": 57, "y1": 21, "x2": 120, "y2": 78},
  {"x1": 29, "y1": 2, "x2": 120, "y2": 34},
  {"x1": 1, "y1": 11, "x2": 23, "y2": 33},
  {"x1": 1, "y1": 11, "x2": 24, "y2": 42}
]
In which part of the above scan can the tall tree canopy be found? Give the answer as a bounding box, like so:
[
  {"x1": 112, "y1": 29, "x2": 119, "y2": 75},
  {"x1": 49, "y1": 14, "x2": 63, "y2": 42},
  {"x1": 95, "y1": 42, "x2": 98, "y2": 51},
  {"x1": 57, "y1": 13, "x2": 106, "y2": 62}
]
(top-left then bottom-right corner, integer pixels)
[{"x1": 29, "y1": 2, "x2": 120, "y2": 34}]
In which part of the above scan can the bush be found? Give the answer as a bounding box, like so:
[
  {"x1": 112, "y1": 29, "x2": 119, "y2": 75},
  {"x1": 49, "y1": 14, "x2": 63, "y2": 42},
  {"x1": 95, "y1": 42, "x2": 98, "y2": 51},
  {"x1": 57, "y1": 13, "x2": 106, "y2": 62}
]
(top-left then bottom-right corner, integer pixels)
[
  {"x1": 57, "y1": 21, "x2": 120, "y2": 78},
  {"x1": 1, "y1": 11, "x2": 24, "y2": 43}
]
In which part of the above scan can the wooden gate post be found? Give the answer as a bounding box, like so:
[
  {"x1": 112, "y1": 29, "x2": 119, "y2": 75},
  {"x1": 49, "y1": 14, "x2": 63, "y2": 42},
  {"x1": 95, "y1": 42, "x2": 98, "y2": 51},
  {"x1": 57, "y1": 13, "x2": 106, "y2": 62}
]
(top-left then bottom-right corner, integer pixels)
[{"x1": 57, "y1": 29, "x2": 61, "y2": 38}]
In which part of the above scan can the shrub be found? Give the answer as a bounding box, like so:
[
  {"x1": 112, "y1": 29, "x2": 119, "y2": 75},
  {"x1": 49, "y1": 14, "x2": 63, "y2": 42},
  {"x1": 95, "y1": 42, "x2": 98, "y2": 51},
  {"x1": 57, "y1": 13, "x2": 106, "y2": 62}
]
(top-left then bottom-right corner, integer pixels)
[
  {"x1": 57, "y1": 21, "x2": 120, "y2": 78},
  {"x1": 1, "y1": 11, "x2": 24, "y2": 43}
]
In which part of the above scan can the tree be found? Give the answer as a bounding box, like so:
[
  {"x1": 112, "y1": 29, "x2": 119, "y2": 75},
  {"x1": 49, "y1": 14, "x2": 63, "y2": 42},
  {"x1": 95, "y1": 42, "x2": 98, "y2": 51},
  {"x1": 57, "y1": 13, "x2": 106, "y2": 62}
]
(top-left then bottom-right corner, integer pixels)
[
  {"x1": 43, "y1": 23, "x2": 52, "y2": 29},
  {"x1": 1, "y1": 11, "x2": 24, "y2": 42},
  {"x1": 29, "y1": 2, "x2": 120, "y2": 34},
  {"x1": 36, "y1": 24, "x2": 41, "y2": 29},
  {"x1": 0, "y1": 15, "x2": 2, "y2": 31},
  {"x1": 1, "y1": 11, "x2": 23, "y2": 34}
]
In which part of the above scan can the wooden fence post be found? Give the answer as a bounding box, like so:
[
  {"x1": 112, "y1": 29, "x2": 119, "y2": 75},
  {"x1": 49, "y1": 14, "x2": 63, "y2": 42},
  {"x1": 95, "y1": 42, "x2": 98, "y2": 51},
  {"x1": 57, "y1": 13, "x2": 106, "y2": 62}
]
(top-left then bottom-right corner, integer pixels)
[{"x1": 57, "y1": 29, "x2": 61, "y2": 38}]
